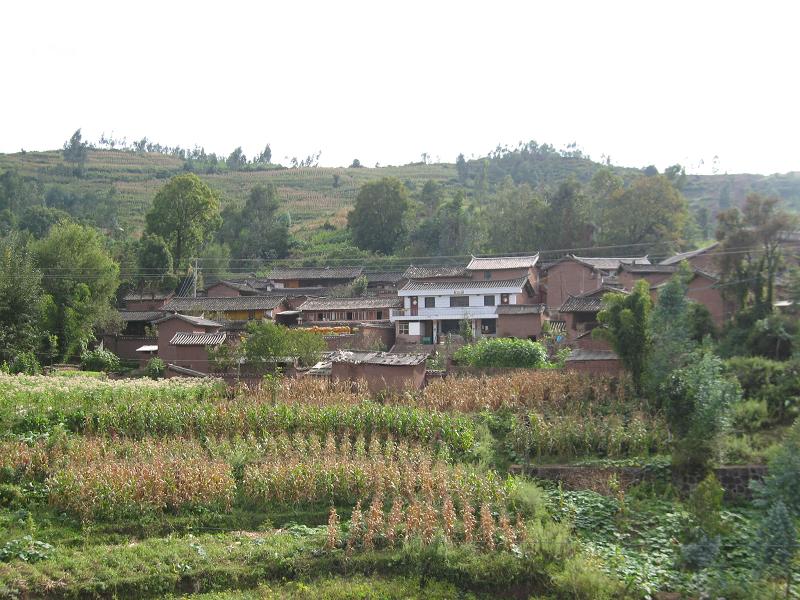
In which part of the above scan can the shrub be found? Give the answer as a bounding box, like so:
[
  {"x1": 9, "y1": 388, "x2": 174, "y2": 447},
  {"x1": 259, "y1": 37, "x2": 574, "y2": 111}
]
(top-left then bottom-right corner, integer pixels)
[
  {"x1": 145, "y1": 357, "x2": 166, "y2": 379},
  {"x1": 8, "y1": 351, "x2": 41, "y2": 375},
  {"x1": 752, "y1": 421, "x2": 800, "y2": 516},
  {"x1": 80, "y1": 348, "x2": 120, "y2": 373},
  {"x1": 726, "y1": 356, "x2": 800, "y2": 424},
  {"x1": 731, "y1": 399, "x2": 769, "y2": 433},
  {"x1": 686, "y1": 473, "x2": 725, "y2": 535},
  {"x1": 453, "y1": 338, "x2": 548, "y2": 369}
]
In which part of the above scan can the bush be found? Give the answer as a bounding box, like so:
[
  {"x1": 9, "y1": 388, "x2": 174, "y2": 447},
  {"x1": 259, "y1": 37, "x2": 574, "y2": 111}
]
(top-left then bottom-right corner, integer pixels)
[
  {"x1": 8, "y1": 351, "x2": 41, "y2": 375},
  {"x1": 145, "y1": 357, "x2": 166, "y2": 379},
  {"x1": 686, "y1": 473, "x2": 725, "y2": 535},
  {"x1": 731, "y1": 399, "x2": 769, "y2": 433},
  {"x1": 752, "y1": 421, "x2": 800, "y2": 516},
  {"x1": 80, "y1": 348, "x2": 120, "y2": 373},
  {"x1": 453, "y1": 338, "x2": 548, "y2": 369},
  {"x1": 726, "y1": 356, "x2": 800, "y2": 424}
]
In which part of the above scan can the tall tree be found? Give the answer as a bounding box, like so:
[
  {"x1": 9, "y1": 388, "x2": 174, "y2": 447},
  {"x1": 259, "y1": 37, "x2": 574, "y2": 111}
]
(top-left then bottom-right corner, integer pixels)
[
  {"x1": 598, "y1": 174, "x2": 689, "y2": 254},
  {"x1": 0, "y1": 234, "x2": 44, "y2": 365},
  {"x1": 62, "y1": 129, "x2": 90, "y2": 175},
  {"x1": 594, "y1": 279, "x2": 652, "y2": 392},
  {"x1": 347, "y1": 178, "x2": 409, "y2": 254},
  {"x1": 486, "y1": 180, "x2": 546, "y2": 253},
  {"x1": 254, "y1": 144, "x2": 272, "y2": 164},
  {"x1": 456, "y1": 153, "x2": 468, "y2": 183},
  {"x1": 33, "y1": 222, "x2": 120, "y2": 359},
  {"x1": 541, "y1": 179, "x2": 592, "y2": 251},
  {"x1": 716, "y1": 194, "x2": 799, "y2": 314},
  {"x1": 226, "y1": 147, "x2": 247, "y2": 170},
  {"x1": 145, "y1": 174, "x2": 222, "y2": 270},
  {"x1": 219, "y1": 184, "x2": 290, "y2": 260},
  {"x1": 137, "y1": 234, "x2": 173, "y2": 288}
]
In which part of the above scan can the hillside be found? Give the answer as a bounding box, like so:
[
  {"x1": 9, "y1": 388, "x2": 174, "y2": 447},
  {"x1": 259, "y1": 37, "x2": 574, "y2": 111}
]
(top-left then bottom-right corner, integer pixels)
[{"x1": 2, "y1": 147, "x2": 799, "y2": 242}]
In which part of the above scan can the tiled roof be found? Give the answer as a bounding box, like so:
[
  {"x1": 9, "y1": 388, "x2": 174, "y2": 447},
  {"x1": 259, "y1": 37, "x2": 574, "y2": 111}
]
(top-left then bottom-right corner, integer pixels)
[
  {"x1": 559, "y1": 286, "x2": 627, "y2": 313},
  {"x1": 401, "y1": 276, "x2": 529, "y2": 292},
  {"x1": 267, "y1": 266, "x2": 363, "y2": 280},
  {"x1": 467, "y1": 254, "x2": 539, "y2": 270},
  {"x1": 402, "y1": 265, "x2": 469, "y2": 279},
  {"x1": 207, "y1": 280, "x2": 260, "y2": 294},
  {"x1": 565, "y1": 348, "x2": 619, "y2": 362},
  {"x1": 330, "y1": 350, "x2": 429, "y2": 366},
  {"x1": 124, "y1": 290, "x2": 174, "y2": 301},
  {"x1": 364, "y1": 271, "x2": 405, "y2": 284},
  {"x1": 163, "y1": 296, "x2": 285, "y2": 312},
  {"x1": 660, "y1": 243, "x2": 719, "y2": 265},
  {"x1": 618, "y1": 264, "x2": 678, "y2": 274},
  {"x1": 154, "y1": 313, "x2": 222, "y2": 327},
  {"x1": 299, "y1": 297, "x2": 402, "y2": 311},
  {"x1": 119, "y1": 310, "x2": 165, "y2": 322},
  {"x1": 495, "y1": 304, "x2": 546, "y2": 315},
  {"x1": 169, "y1": 332, "x2": 227, "y2": 346},
  {"x1": 571, "y1": 255, "x2": 651, "y2": 270}
]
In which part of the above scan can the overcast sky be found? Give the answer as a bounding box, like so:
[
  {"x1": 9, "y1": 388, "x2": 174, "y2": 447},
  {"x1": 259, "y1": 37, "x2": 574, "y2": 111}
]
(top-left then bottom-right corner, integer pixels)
[{"x1": 2, "y1": 1, "x2": 797, "y2": 175}]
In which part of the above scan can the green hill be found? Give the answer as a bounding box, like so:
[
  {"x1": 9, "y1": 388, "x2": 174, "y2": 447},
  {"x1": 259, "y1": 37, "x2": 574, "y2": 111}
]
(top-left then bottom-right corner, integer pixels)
[{"x1": 1, "y1": 146, "x2": 799, "y2": 244}]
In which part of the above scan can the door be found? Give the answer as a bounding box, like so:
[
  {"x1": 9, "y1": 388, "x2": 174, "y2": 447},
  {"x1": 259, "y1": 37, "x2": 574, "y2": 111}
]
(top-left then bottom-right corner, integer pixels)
[{"x1": 410, "y1": 296, "x2": 418, "y2": 316}]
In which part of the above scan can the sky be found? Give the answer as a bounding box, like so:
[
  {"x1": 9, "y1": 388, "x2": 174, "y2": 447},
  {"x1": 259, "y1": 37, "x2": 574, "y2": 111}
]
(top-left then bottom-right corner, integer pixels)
[{"x1": 2, "y1": 1, "x2": 798, "y2": 175}]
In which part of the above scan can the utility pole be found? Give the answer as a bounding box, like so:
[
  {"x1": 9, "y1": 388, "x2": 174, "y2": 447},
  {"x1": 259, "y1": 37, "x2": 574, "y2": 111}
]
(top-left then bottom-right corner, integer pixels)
[{"x1": 193, "y1": 258, "x2": 198, "y2": 297}]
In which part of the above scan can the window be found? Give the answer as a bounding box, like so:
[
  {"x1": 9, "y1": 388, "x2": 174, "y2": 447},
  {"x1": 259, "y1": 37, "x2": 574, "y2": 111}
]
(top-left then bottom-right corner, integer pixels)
[
  {"x1": 501, "y1": 293, "x2": 510, "y2": 305},
  {"x1": 481, "y1": 319, "x2": 496, "y2": 334},
  {"x1": 484, "y1": 271, "x2": 492, "y2": 280},
  {"x1": 317, "y1": 312, "x2": 324, "y2": 321},
  {"x1": 346, "y1": 311, "x2": 354, "y2": 320},
  {"x1": 376, "y1": 310, "x2": 383, "y2": 320},
  {"x1": 483, "y1": 295, "x2": 495, "y2": 306},
  {"x1": 398, "y1": 322, "x2": 409, "y2": 335},
  {"x1": 424, "y1": 297, "x2": 436, "y2": 308},
  {"x1": 248, "y1": 310, "x2": 256, "y2": 320},
  {"x1": 449, "y1": 295, "x2": 469, "y2": 307}
]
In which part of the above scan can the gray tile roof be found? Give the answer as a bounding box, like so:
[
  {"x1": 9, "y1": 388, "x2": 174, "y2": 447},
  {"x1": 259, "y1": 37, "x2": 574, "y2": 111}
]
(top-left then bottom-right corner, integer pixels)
[
  {"x1": 330, "y1": 350, "x2": 429, "y2": 366},
  {"x1": 618, "y1": 264, "x2": 678, "y2": 274},
  {"x1": 571, "y1": 255, "x2": 650, "y2": 270},
  {"x1": 119, "y1": 310, "x2": 165, "y2": 322},
  {"x1": 364, "y1": 271, "x2": 405, "y2": 284},
  {"x1": 124, "y1": 290, "x2": 174, "y2": 301},
  {"x1": 495, "y1": 304, "x2": 546, "y2": 315},
  {"x1": 401, "y1": 276, "x2": 529, "y2": 292},
  {"x1": 154, "y1": 313, "x2": 222, "y2": 327},
  {"x1": 659, "y1": 243, "x2": 719, "y2": 265},
  {"x1": 170, "y1": 332, "x2": 227, "y2": 346},
  {"x1": 267, "y1": 266, "x2": 363, "y2": 280},
  {"x1": 402, "y1": 265, "x2": 469, "y2": 279},
  {"x1": 467, "y1": 254, "x2": 539, "y2": 270},
  {"x1": 566, "y1": 348, "x2": 619, "y2": 362},
  {"x1": 163, "y1": 296, "x2": 285, "y2": 312},
  {"x1": 299, "y1": 297, "x2": 402, "y2": 311},
  {"x1": 559, "y1": 286, "x2": 627, "y2": 313}
]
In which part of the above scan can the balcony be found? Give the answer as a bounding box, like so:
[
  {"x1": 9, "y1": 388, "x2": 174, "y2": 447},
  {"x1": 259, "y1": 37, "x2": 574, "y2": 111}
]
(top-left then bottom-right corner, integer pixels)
[{"x1": 390, "y1": 306, "x2": 498, "y2": 321}]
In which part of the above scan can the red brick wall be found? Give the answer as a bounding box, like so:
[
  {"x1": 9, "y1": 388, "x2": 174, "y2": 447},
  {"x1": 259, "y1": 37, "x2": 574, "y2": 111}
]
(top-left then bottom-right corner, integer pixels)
[
  {"x1": 102, "y1": 335, "x2": 157, "y2": 364},
  {"x1": 543, "y1": 262, "x2": 600, "y2": 309},
  {"x1": 496, "y1": 313, "x2": 543, "y2": 338},
  {"x1": 330, "y1": 362, "x2": 426, "y2": 393},
  {"x1": 205, "y1": 283, "x2": 241, "y2": 297},
  {"x1": 686, "y1": 276, "x2": 729, "y2": 326},
  {"x1": 617, "y1": 271, "x2": 672, "y2": 290},
  {"x1": 157, "y1": 318, "x2": 219, "y2": 368},
  {"x1": 126, "y1": 298, "x2": 168, "y2": 311}
]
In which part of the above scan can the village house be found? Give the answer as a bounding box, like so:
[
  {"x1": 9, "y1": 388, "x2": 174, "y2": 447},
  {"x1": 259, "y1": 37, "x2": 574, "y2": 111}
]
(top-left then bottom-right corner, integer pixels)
[
  {"x1": 466, "y1": 254, "x2": 540, "y2": 286},
  {"x1": 266, "y1": 266, "x2": 364, "y2": 288},
  {"x1": 402, "y1": 264, "x2": 471, "y2": 283},
  {"x1": 392, "y1": 275, "x2": 543, "y2": 345},
  {"x1": 327, "y1": 350, "x2": 429, "y2": 393},
  {"x1": 540, "y1": 254, "x2": 649, "y2": 309},
  {"x1": 124, "y1": 290, "x2": 174, "y2": 311},
  {"x1": 153, "y1": 313, "x2": 226, "y2": 376},
  {"x1": 559, "y1": 286, "x2": 623, "y2": 341},
  {"x1": 363, "y1": 271, "x2": 405, "y2": 296},
  {"x1": 161, "y1": 295, "x2": 288, "y2": 323},
  {"x1": 659, "y1": 242, "x2": 720, "y2": 273},
  {"x1": 298, "y1": 296, "x2": 401, "y2": 324}
]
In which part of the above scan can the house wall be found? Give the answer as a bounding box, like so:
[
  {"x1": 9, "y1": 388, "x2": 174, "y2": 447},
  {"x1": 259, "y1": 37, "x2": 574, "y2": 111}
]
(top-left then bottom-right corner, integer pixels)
[
  {"x1": 617, "y1": 271, "x2": 672, "y2": 290},
  {"x1": 572, "y1": 334, "x2": 612, "y2": 351},
  {"x1": 469, "y1": 267, "x2": 534, "y2": 282},
  {"x1": 323, "y1": 326, "x2": 395, "y2": 351},
  {"x1": 157, "y1": 318, "x2": 219, "y2": 368},
  {"x1": 102, "y1": 334, "x2": 157, "y2": 364},
  {"x1": 330, "y1": 362, "x2": 426, "y2": 393},
  {"x1": 205, "y1": 283, "x2": 241, "y2": 297},
  {"x1": 686, "y1": 276, "x2": 728, "y2": 326},
  {"x1": 496, "y1": 313, "x2": 544, "y2": 339},
  {"x1": 126, "y1": 298, "x2": 169, "y2": 311},
  {"x1": 686, "y1": 252, "x2": 720, "y2": 274},
  {"x1": 543, "y1": 261, "x2": 600, "y2": 309},
  {"x1": 163, "y1": 345, "x2": 214, "y2": 376},
  {"x1": 562, "y1": 311, "x2": 599, "y2": 337},
  {"x1": 301, "y1": 308, "x2": 392, "y2": 322},
  {"x1": 565, "y1": 359, "x2": 622, "y2": 376}
]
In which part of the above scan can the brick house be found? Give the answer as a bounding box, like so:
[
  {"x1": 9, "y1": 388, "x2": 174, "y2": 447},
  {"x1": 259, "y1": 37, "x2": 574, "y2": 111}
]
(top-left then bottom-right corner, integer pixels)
[
  {"x1": 364, "y1": 271, "x2": 405, "y2": 296},
  {"x1": 204, "y1": 279, "x2": 329, "y2": 309},
  {"x1": 298, "y1": 296, "x2": 401, "y2": 324},
  {"x1": 392, "y1": 276, "x2": 543, "y2": 345},
  {"x1": 154, "y1": 313, "x2": 226, "y2": 376},
  {"x1": 161, "y1": 295, "x2": 287, "y2": 322},
  {"x1": 540, "y1": 255, "x2": 649, "y2": 309},
  {"x1": 124, "y1": 290, "x2": 174, "y2": 311},
  {"x1": 328, "y1": 350, "x2": 428, "y2": 393},
  {"x1": 559, "y1": 286, "x2": 625, "y2": 341},
  {"x1": 659, "y1": 242, "x2": 720, "y2": 274},
  {"x1": 266, "y1": 266, "x2": 364, "y2": 288}
]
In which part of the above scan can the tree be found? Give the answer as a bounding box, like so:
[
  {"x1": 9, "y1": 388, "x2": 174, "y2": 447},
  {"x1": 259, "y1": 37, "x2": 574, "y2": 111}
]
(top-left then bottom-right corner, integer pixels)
[
  {"x1": 594, "y1": 280, "x2": 652, "y2": 392},
  {"x1": 541, "y1": 179, "x2": 593, "y2": 251},
  {"x1": 62, "y1": 129, "x2": 90, "y2": 174},
  {"x1": 663, "y1": 164, "x2": 687, "y2": 190},
  {"x1": 456, "y1": 153, "x2": 468, "y2": 183},
  {"x1": 0, "y1": 234, "x2": 44, "y2": 365},
  {"x1": 598, "y1": 175, "x2": 689, "y2": 254},
  {"x1": 646, "y1": 263, "x2": 695, "y2": 396},
  {"x1": 18, "y1": 206, "x2": 71, "y2": 238},
  {"x1": 33, "y1": 222, "x2": 120, "y2": 360},
  {"x1": 254, "y1": 144, "x2": 272, "y2": 164},
  {"x1": 662, "y1": 348, "x2": 739, "y2": 473},
  {"x1": 219, "y1": 184, "x2": 290, "y2": 260},
  {"x1": 145, "y1": 174, "x2": 222, "y2": 270},
  {"x1": 753, "y1": 501, "x2": 798, "y2": 598},
  {"x1": 349, "y1": 159, "x2": 362, "y2": 168},
  {"x1": 486, "y1": 180, "x2": 546, "y2": 253},
  {"x1": 242, "y1": 321, "x2": 325, "y2": 369},
  {"x1": 753, "y1": 421, "x2": 800, "y2": 516},
  {"x1": 226, "y1": 147, "x2": 247, "y2": 170},
  {"x1": 137, "y1": 234, "x2": 173, "y2": 287},
  {"x1": 716, "y1": 194, "x2": 799, "y2": 314},
  {"x1": 347, "y1": 178, "x2": 409, "y2": 254}
]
